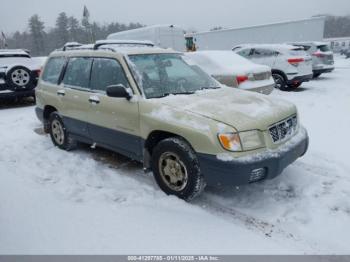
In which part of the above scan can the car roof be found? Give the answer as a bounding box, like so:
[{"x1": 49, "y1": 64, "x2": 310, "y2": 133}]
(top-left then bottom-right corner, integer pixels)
[
  {"x1": 50, "y1": 44, "x2": 180, "y2": 58},
  {"x1": 0, "y1": 49, "x2": 31, "y2": 58},
  {"x1": 289, "y1": 41, "x2": 329, "y2": 47},
  {"x1": 234, "y1": 44, "x2": 299, "y2": 51}
]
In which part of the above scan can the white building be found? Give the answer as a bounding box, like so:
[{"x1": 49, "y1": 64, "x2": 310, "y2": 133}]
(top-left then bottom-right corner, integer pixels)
[
  {"x1": 185, "y1": 17, "x2": 326, "y2": 51},
  {"x1": 324, "y1": 37, "x2": 350, "y2": 52}
]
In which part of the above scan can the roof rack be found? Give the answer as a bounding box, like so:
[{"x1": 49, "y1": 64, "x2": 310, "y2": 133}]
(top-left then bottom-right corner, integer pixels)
[
  {"x1": 62, "y1": 42, "x2": 83, "y2": 51},
  {"x1": 93, "y1": 40, "x2": 155, "y2": 50}
]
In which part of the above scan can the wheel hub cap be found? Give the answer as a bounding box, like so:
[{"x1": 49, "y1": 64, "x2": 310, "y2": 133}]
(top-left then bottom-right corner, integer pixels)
[
  {"x1": 159, "y1": 152, "x2": 188, "y2": 192},
  {"x1": 11, "y1": 69, "x2": 30, "y2": 87},
  {"x1": 51, "y1": 119, "x2": 64, "y2": 145}
]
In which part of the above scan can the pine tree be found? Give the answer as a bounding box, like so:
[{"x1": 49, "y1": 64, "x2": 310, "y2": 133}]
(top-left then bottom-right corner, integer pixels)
[
  {"x1": 55, "y1": 12, "x2": 69, "y2": 46},
  {"x1": 28, "y1": 14, "x2": 45, "y2": 55}
]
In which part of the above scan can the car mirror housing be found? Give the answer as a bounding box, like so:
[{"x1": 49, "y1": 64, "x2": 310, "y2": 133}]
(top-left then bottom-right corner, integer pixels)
[{"x1": 106, "y1": 84, "x2": 131, "y2": 100}]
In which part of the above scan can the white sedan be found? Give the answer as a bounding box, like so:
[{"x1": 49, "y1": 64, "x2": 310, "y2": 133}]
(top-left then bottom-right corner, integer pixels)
[{"x1": 185, "y1": 51, "x2": 275, "y2": 95}]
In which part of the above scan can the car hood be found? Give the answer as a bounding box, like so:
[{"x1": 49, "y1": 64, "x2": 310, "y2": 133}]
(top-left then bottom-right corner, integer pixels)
[{"x1": 157, "y1": 87, "x2": 297, "y2": 131}]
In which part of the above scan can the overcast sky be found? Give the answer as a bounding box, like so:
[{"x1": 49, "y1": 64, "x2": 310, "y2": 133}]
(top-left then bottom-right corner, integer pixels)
[{"x1": 1, "y1": 0, "x2": 349, "y2": 33}]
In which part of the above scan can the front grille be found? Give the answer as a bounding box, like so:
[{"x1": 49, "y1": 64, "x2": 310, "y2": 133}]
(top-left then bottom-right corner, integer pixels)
[
  {"x1": 253, "y1": 72, "x2": 270, "y2": 81},
  {"x1": 269, "y1": 115, "x2": 297, "y2": 144}
]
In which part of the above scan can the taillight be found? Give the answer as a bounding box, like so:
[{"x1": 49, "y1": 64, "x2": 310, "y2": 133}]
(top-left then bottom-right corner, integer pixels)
[
  {"x1": 236, "y1": 75, "x2": 248, "y2": 85},
  {"x1": 312, "y1": 52, "x2": 325, "y2": 58},
  {"x1": 35, "y1": 69, "x2": 42, "y2": 77},
  {"x1": 288, "y1": 58, "x2": 304, "y2": 64}
]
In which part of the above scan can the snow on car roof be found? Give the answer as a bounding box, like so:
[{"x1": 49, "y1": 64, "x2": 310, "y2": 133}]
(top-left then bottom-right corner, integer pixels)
[
  {"x1": 234, "y1": 44, "x2": 301, "y2": 51},
  {"x1": 0, "y1": 49, "x2": 31, "y2": 57},
  {"x1": 186, "y1": 51, "x2": 270, "y2": 75}
]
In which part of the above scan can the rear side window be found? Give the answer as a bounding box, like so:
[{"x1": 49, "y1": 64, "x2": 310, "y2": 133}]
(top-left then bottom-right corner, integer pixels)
[
  {"x1": 317, "y1": 45, "x2": 330, "y2": 52},
  {"x1": 237, "y1": 49, "x2": 251, "y2": 58},
  {"x1": 90, "y1": 58, "x2": 129, "y2": 92},
  {"x1": 42, "y1": 57, "x2": 66, "y2": 84},
  {"x1": 62, "y1": 57, "x2": 93, "y2": 89},
  {"x1": 252, "y1": 49, "x2": 275, "y2": 57}
]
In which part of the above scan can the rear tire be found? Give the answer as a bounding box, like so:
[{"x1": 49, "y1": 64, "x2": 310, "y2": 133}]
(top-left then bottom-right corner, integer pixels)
[
  {"x1": 272, "y1": 73, "x2": 289, "y2": 91},
  {"x1": 287, "y1": 82, "x2": 302, "y2": 89},
  {"x1": 313, "y1": 73, "x2": 322, "y2": 78},
  {"x1": 49, "y1": 112, "x2": 77, "y2": 151},
  {"x1": 151, "y1": 137, "x2": 206, "y2": 201}
]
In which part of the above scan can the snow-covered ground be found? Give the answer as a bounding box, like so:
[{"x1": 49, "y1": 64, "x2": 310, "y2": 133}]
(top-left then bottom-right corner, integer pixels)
[{"x1": 1, "y1": 56, "x2": 350, "y2": 255}]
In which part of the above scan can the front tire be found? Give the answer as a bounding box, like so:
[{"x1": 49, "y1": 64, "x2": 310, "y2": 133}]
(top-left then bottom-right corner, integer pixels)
[
  {"x1": 151, "y1": 137, "x2": 206, "y2": 201},
  {"x1": 49, "y1": 112, "x2": 77, "y2": 151}
]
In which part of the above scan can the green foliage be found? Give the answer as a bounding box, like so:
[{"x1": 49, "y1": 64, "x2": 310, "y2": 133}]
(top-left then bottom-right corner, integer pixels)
[{"x1": 6, "y1": 12, "x2": 143, "y2": 56}]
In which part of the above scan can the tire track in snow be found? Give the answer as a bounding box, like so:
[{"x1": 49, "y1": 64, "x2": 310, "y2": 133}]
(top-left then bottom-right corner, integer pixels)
[{"x1": 194, "y1": 194, "x2": 319, "y2": 252}]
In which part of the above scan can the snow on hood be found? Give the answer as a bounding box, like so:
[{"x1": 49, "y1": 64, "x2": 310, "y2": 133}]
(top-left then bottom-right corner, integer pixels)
[
  {"x1": 185, "y1": 51, "x2": 271, "y2": 76},
  {"x1": 155, "y1": 86, "x2": 296, "y2": 131}
]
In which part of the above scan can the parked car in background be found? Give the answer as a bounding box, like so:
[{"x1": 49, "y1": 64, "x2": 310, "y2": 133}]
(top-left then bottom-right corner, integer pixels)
[
  {"x1": 342, "y1": 48, "x2": 350, "y2": 59},
  {"x1": 233, "y1": 44, "x2": 313, "y2": 91},
  {"x1": 0, "y1": 49, "x2": 41, "y2": 100},
  {"x1": 185, "y1": 51, "x2": 274, "y2": 95},
  {"x1": 289, "y1": 42, "x2": 334, "y2": 78},
  {"x1": 35, "y1": 42, "x2": 309, "y2": 200}
]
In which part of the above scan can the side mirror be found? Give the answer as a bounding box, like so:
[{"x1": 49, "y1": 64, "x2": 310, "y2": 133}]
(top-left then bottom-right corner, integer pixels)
[{"x1": 106, "y1": 84, "x2": 132, "y2": 100}]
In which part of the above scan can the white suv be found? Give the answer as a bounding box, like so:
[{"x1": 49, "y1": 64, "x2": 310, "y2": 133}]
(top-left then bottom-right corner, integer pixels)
[
  {"x1": 233, "y1": 44, "x2": 313, "y2": 91},
  {"x1": 289, "y1": 42, "x2": 334, "y2": 78}
]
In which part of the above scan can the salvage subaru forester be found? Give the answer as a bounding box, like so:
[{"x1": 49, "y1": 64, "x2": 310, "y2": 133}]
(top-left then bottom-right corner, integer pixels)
[{"x1": 35, "y1": 40, "x2": 309, "y2": 200}]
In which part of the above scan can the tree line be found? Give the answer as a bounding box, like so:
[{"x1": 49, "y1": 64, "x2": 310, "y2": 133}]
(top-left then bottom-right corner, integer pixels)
[
  {"x1": 324, "y1": 15, "x2": 350, "y2": 38},
  {"x1": 4, "y1": 12, "x2": 143, "y2": 56},
  {"x1": 3, "y1": 13, "x2": 350, "y2": 56}
]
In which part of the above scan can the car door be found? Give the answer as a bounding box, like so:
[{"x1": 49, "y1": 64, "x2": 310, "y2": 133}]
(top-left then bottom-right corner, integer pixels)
[
  {"x1": 250, "y1": 48, "x2": 276, "y2": 68},
  {"x1": 87, "y1": 57, "x2": 142, "y2": 160},
  {"x1": 60, "y1": 56, "x2": 93, "y2": 139}
]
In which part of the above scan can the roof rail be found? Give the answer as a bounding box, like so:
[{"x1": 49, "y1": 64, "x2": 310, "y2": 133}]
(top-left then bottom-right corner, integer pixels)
[
  {"x1": 62, "y1": 42, "x2": 83, "y2": 51},
  {"x1": 93, "y1": 40, "x2": 155, "y2": 50}
]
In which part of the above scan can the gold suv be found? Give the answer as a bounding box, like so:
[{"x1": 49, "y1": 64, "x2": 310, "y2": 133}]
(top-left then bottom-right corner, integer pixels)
[{"x1": 35, "y1": 41, "x2": 309, "y2": 200}]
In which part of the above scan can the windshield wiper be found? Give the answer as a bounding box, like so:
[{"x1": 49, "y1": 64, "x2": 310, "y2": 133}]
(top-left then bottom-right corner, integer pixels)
[{"x1": 151, "y1": 91, "x2": 195, "y2": 99}]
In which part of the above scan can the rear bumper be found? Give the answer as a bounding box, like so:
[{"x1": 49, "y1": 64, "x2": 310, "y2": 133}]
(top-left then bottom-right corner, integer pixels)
[
  {"x1": 197, "y1": 128, "x2": 309, "y2": 186},
  {"x1": 247, "y1": 83, "x2": 275, "y2": 95},
  {"x1": 313, "y1": 67, "x2": 334, "y2": 74},
  {"x1": 0, "y1": 88, "x2": 35, "y2": 99},
  {"x1": 287, "y1": 74, "x2": 313, "y2": 85}
]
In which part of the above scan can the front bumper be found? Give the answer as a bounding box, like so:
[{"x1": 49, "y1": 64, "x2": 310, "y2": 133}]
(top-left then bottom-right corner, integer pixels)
[
  {"x1": 197, "y1": 128, "x2": 309, "y2": 186},
  {"x1": 287, "y1": 74, "x2": 313, "y2": 85}
]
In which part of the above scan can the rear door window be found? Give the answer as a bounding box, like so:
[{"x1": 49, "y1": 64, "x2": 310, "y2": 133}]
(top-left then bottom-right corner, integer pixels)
[
  {"x1": 317, "y1": 45, "x2": 331, "y2": 52},
  {"x1": 237, "y1": 49, "x2": 252, "y2": 58},
  {"x1": 62, "y1": 57, "x2": 93, "y2": 89},
  {"x1": 42, "y1": 57, "x2": 66, "y2": 84},
  {"x1": 90, "y1": 58, "x2": 130, "y2": 92}
]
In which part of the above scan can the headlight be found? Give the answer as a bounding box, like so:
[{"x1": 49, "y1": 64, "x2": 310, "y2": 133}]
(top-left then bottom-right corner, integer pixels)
[{"x1": 218, "y1": 130, "x2": 265, "y2": 152}]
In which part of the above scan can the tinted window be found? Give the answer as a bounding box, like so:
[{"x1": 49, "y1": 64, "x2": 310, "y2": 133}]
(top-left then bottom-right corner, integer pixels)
[
  {"x1": 42, "y1": 57, "x2": 66, "y2": 84},
  {"x1": 252, "y1": 49, "x2": 274, "y2": 57},
  {"x1": 317, "y1": 45, "x2": 331, "y2": 52},
  {"x1": 90, "y1": 58, "x2": 129, "y2": 92},
  {"x1": 62, "y1": 57, "x2": 92, "y2": 88},
  {"x1": 237, "y1": 49, "x2": 251, "y2": 58}
]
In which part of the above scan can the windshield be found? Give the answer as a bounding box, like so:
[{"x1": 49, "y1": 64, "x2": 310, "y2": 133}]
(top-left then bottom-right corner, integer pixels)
[
  {"x1": 289, "y1": 48, "x2": 307, "y2": 56},
  {"x1": 128, "y1": 53, "x2": 220, "y2": 99}
]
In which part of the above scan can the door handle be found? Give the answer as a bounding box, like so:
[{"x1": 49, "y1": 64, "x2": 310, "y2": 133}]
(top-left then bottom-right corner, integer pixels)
[
  {"x1": 89, "y1": 95, "x2": 100, "y2": 104},
  {"x1": 57, "y1": 90, "x2": 65, "y2": 96}
]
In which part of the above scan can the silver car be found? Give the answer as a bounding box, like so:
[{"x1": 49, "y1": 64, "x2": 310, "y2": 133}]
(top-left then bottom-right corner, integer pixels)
[{"x1": 290, "y1": 42, "x2": 335, "y2": 78}]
